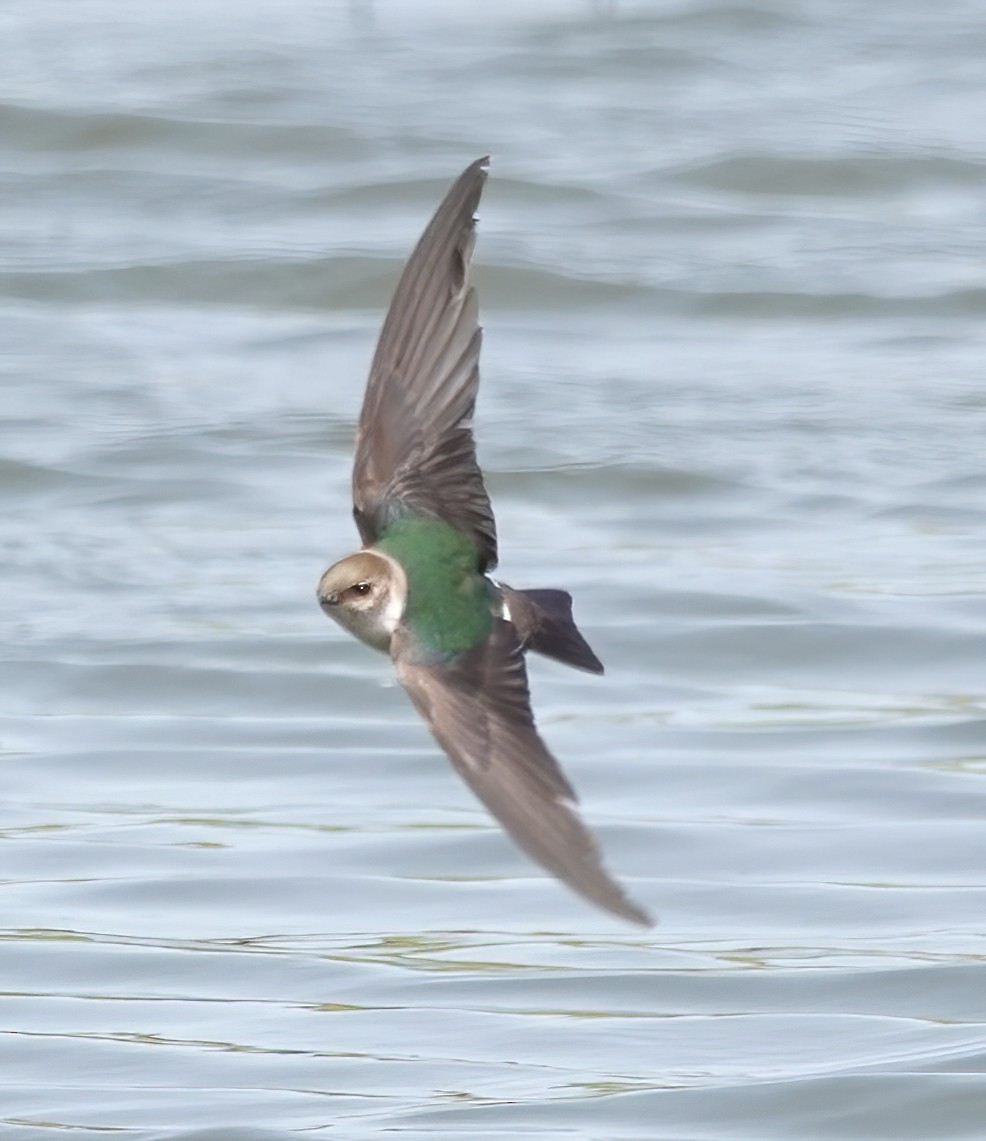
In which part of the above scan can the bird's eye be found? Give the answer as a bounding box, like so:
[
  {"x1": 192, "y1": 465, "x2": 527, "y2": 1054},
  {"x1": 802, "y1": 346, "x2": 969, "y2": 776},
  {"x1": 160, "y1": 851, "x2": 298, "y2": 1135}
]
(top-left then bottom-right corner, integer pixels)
[{"x1": 351, "y1": 582, "x2": 372, "y2": 596}]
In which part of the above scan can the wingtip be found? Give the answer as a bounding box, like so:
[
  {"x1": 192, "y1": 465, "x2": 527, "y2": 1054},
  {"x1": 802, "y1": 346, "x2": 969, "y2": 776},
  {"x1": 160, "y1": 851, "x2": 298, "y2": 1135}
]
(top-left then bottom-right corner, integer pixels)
[
  {"x1": 621, "y1": 898, "x2": 657, "y2": 928},
  {"x1": 576, "y1": 881, "x2": 654, "y2": 928},
  {"x1": 466, "y1": 155, "x2": 490, "y2": 181},
  {"x1": 576, "y1": 862, "x2": 655, "y2": 928}
]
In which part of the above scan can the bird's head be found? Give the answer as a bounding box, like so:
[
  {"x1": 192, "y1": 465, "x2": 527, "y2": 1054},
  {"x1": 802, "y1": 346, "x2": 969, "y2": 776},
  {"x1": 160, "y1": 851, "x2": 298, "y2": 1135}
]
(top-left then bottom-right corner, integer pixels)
[{"x1": 316, "y1": 550, "x2": 405, "y2": 652}]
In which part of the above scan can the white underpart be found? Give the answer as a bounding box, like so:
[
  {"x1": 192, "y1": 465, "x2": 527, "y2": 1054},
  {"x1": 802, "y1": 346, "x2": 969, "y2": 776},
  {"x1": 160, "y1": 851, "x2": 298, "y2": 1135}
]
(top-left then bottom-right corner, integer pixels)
[{"x1": 375, "y1": 550, "x2": 408, "y2": 635}]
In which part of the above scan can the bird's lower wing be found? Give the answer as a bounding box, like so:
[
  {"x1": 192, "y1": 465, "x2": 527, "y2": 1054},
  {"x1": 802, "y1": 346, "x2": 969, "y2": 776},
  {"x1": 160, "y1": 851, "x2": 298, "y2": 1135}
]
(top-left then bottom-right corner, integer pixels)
[{"x1": 392, "y1": 621, "x2": 652, "y2": 926}]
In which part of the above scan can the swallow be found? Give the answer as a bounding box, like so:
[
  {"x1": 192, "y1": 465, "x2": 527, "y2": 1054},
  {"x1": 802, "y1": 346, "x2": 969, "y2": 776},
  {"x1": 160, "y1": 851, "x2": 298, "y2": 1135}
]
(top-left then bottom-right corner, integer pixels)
[{"x1": 317, "y1": 157, "x2": 651, "y2": 926}]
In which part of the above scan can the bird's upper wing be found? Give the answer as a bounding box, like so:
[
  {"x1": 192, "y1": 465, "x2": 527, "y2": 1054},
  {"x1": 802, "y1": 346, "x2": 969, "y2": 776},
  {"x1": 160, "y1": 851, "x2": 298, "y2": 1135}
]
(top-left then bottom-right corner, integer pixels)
[
  {"x1": 391, "y1": 620, "x2": 652, "y2": 926},
  {"x1": 353, "y1": 157, "x2": 497, "y2": 571}
]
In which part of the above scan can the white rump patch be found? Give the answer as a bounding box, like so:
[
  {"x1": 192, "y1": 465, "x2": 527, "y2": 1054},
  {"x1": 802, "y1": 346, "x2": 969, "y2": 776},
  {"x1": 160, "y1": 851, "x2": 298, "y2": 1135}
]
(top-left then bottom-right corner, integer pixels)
[{"x1": 491, "y1": 578, "x2": 511, "y2": 622}]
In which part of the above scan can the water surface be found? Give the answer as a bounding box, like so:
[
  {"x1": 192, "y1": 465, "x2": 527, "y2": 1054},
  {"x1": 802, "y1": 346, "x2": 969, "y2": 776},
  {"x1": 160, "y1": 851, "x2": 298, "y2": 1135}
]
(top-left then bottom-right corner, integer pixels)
[{"x1": 3, "y1": 1, "x2": 986, "y2": 1138}]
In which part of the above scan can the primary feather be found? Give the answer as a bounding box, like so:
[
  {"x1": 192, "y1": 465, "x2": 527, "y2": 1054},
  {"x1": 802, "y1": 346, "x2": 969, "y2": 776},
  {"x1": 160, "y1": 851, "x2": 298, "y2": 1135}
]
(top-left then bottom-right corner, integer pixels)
[{"x1": 352, "y1": 157, "x2": 497, "y2": 571}]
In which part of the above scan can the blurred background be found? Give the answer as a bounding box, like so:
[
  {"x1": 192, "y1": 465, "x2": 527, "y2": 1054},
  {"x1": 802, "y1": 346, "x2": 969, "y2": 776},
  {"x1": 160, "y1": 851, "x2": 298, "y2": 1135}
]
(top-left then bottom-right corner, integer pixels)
[{"x1": 2, "y1": 1, "x2": 986, "y2": 1138}]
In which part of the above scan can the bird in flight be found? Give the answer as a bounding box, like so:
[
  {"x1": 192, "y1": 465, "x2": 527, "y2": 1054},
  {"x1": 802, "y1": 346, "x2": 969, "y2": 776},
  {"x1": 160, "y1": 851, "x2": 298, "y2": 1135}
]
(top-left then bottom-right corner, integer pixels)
[{"x1": 317, "y1": 157, "x2": 651, "y2": 926}]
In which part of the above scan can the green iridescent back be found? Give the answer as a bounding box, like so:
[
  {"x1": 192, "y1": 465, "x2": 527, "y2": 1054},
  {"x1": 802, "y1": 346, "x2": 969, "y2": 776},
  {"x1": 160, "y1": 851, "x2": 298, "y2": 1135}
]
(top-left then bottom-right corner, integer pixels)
[{"x1": 376, "y1": 515, "x2": 493, "y2": 658}]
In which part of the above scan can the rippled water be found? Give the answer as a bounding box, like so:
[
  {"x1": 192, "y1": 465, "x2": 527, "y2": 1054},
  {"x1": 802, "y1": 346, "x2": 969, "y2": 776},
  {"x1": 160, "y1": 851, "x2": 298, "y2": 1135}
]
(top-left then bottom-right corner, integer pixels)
[{"x1": 3, "y1": 0, "x2": 986, "y2": 1137}]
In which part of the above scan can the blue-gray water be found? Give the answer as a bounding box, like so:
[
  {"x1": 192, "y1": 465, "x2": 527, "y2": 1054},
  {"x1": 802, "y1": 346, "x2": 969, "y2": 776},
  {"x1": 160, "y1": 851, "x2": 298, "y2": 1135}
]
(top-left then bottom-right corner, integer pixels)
[{"x1": 3, "y1": 1, "x2": 986, "y2": 1138}]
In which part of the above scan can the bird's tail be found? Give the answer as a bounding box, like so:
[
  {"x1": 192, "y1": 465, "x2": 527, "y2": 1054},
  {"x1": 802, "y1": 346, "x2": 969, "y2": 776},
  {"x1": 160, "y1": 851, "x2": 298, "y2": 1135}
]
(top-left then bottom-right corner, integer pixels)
[{"x1": 501, "y1": 585, "x2": 604, "y2": 674}]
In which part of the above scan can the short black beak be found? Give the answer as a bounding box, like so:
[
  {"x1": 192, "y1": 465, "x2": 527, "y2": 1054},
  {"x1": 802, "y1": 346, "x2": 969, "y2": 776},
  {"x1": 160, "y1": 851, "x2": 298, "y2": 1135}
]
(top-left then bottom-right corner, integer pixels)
[{"x1": 318, "y1": 591, "x2": 338, "y2": 609}]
